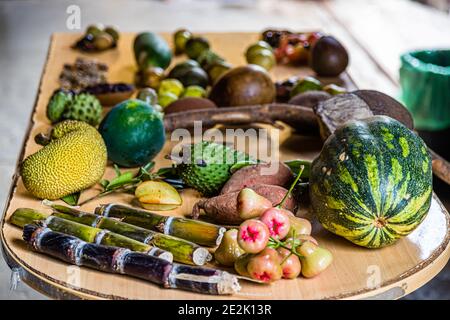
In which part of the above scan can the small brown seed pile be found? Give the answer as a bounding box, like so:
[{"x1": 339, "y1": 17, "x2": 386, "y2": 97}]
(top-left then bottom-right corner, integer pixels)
[{"x1": 59, "y1": 58, "x2": 108, "y2": 91}]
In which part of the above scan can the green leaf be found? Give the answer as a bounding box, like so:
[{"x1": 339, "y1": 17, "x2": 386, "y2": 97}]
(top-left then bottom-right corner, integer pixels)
[
  {"x1": 113, "y1": 164, "x2": 121, "y2": 177},
  {"x1": 284, "y1": 159, "x2": 311, "y2": 179},
  {"x1": 106, "y1": 172, "x2": 136, "y2": 190},
  {"x1": 142, "y1": 161, "x2": 155, "y2": 173},
  {"x1": 99, "y1": 179, "x2": 110, "y2": 189},
  {"x1": 155, "y1": 166, "x2": 178, "y2": 179},
  {"x1": 60, "y1": 192, "x2": 81, "y2": 206}
]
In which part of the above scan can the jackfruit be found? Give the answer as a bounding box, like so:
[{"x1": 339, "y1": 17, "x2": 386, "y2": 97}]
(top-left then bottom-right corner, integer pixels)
[{"x1": 21, "y1": 120, "x2": 107, "y2": 200}]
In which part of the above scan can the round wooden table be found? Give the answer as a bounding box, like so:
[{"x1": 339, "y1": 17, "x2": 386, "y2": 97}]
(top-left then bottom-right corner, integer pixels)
[{"x1": 1, "y1": 33, "x2": 449, "y2": 300}]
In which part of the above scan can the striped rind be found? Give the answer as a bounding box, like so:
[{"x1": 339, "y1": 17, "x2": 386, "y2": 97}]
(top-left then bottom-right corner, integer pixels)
[{"x1": 310, "y1": 116, "x2": 432, "y2": 248}]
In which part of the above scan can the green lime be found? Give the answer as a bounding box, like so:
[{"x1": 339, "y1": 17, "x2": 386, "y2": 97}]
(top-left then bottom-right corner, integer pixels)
[
  {"x1": 207, "y1": 61, "x2": 232, "y2": 84},
  {"x1": 158, "y1": 79, "x2": 184, "y2": 97},
  {"x1": 174, "y1": 29, "x2": 192, "y2": 54},
  {"x1": 86, "y1": 23, "x2": 104, "y2": 37},
  {"x1": 104, "y1": 26, "x2": 120, "y2": 42},
  {"x1": 290, "y1": 76, "x2": 323, "y2": 97},
  {"x1": 247, "y1": 49, "x2": 275, "y2": 70},
  {"x1": 158, "y1": 92, "x2": 178, "y2": 108},
  {"x1": 182, "y1": 85, "x2": 207, "y2": 98},
  {"x1": 245, "y1": 41, "x2": 273, "y2": 60},
  {"x1": 185, "y1": 37, "x2": 210, "y2": 60},
  {"x1": 197, "y1": 50, "x2": 224, "y2": 69},
  {"x1": 135, "y1": 66, "x2": 164, "y2": 89},
  {"x1": 93, "y1": 32, "x2": 114, "y2": 50}
]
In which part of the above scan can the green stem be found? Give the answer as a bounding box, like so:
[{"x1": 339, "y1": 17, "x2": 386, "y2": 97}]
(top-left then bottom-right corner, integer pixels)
[
  {"x1": 269, "y1": 236, "x2": 304, "y2": 259},
  {"x1": 78, "y1": 183, "x2": 139, "y2": 206},
  {"x1": 277, "y1": 165, "x2": 304, "y2": 209}
]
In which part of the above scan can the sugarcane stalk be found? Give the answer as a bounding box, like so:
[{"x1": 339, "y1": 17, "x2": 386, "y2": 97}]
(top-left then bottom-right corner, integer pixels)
[
  {"x1": 95, "y1": 203, "x2": 225, "y2": 247},
  {"x1": 23, "y1": 224, "x2": 240, "y2": 295},
  {"x1": 47, "y1": 204, "x2": 211, "y2": 266},
  {"x1": 9, "y1": 208, "x2": 173, "y2": 262}
]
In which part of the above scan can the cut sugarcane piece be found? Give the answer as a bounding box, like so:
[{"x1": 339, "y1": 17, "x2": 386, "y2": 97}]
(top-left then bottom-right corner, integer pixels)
[
  {"x1": 9, "y1": 208, "x2": 173, "y2": 262},
  {"x1": 95, "y1": 203, "x2": 226, "y2": 247},
  {"x1": 44, "y1": 202, "x2": 211, "y2": 265},
  {"x1": 23, "y1": 224, "x2": 240, "y2": 295}
]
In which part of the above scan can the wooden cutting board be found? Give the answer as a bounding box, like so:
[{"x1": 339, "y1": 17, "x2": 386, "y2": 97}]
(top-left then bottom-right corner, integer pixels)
[{"x1": 1, "y1": 33, "x2": 449, "y2": 300}]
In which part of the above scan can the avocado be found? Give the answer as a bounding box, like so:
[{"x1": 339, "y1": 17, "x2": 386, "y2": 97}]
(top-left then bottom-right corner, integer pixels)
[
  {"x1": 134, "y1": 32, "x2": 172, "y2": 70},
  {"x1": 208, "y1": 65, "x2": 276, "y2": 107},
  {"x1": 21, "y1": 120, "x2": 107, "y2": 200},
  {"x1": 185, "y1": 37, "x2": 210, "y2": 60},
  {"x1": 168, "y1": 61, "x2": 208, "y2": 88},
  {"x1": 310, "y1": 36, "x2": 349, "y2": 77},
  {"x1": 167, "y1": 60, "x2": 200, "y2": 79}
]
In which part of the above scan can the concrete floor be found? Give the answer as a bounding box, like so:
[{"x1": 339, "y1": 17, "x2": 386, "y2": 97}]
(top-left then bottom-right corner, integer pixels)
[{"x1": 0, "y1": 0, "x2": 449, "y2": 300}]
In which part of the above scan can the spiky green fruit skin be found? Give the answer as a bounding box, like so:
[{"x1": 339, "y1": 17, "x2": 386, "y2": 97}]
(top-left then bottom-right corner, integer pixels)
[
  {"x1": 62, "y1": 93, "x2": 102, "y2": 126},
  {"x1": 46, "y1": 91, "x2": 73, "y2": 123},
  {"x1": 310, "y1": 116, "x2": 432, "y2": 248},
  {"x1": 21, "y1": 120, "x2": 107, "y2": 200},
  {"x1": 177, "y1": 141, "x2": 250, "y2": 196}
]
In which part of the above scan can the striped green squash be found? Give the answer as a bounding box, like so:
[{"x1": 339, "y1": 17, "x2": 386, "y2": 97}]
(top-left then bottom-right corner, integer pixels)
[{"x1": 310, "y1": 115, "x2": 432, "y2": 248}]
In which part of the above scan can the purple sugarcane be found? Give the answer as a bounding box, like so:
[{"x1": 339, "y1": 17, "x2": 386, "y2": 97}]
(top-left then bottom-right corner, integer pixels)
[{"x1": 23, "y1": 224, "x2": 240, "y2": 295}]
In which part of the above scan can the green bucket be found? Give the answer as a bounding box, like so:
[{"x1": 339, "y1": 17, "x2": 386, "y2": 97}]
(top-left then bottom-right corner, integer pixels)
[{"x1": 400, "y1": 49, "x2": 450, "y2": 131}]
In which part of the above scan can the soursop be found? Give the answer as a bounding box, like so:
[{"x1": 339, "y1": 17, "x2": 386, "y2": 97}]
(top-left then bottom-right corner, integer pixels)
[
  {"x1": 176, "y1": 141, "x2": 253, "y2": 196},
  {"x1": 62, "y1": 93, "x2": 102, "y2": 126},
  {"x1": 46, "y1": 90, "x2": 73, "y2": 123}
]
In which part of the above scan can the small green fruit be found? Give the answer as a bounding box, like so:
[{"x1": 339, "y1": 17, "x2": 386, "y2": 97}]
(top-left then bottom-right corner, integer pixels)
[
  {"x1": 158, "y1": 79, "x2": 184, "y2": 97},
  {"x1": 185, "y1": 37, "x2": 210, "y2": 60},
  {"x1": 182, "y1": 85, "x2": 206, "y2": 98},
  {"x1": 245, "y1": 41, "x2": 273, "y2": 60},
  {"x1": 297, "y1": 242, "x2": 333, "y2": 278},
  {"x1": 173, "y1": 29, "x2": 192, "y2": 54},
  {"x1": 104, "y1": 26, "x2": 120, "y2": 42},
  {"x1": 290, "y1": 76, "x2": 322, "y2": 97},
  {"x1": 46, "y1": 91, "x2": 73, "y2": 123},
  {"x1": 86, "y1": 23, "x2": 104, "y2": 36},
  {"x1": 246, "y1": 48, "x2": 275, "y2": 71},
  {"x1": 158, "y1": 92, "x2": 178, "y2": 108}
]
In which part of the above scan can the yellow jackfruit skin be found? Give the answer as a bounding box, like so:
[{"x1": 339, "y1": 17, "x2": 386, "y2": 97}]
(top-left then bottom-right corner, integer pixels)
[
  {"x1": 21, "y1": 121, "x2": 107, "y2": 200},
  {"x1": 50, "y1": 120, "x2": 93, "y2": 139}
]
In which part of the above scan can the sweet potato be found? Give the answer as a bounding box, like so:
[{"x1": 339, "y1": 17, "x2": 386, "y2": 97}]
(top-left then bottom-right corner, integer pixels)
[
  {"x1": 192, "y1": 191, "x2": 240, "y2": 224},
  {"x1": 220, "y1": 162, "x2": 293, "y2": 194},
  {"x1": 192, "y1": 183, "x2": 297, "y2": 225}
]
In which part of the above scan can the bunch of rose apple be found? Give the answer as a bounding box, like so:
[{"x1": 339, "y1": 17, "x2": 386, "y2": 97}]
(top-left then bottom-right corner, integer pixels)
[{"x1": 214, "y1": 185, "x2": 333, "y2": 283}]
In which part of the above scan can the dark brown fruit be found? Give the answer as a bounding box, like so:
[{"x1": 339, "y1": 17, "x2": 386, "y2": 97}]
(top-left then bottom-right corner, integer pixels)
[
  {"x1": 310, "y1": 36, "x2": 349, "y2": 77},
  {"x1": 209, "y1": 65, "x2": 276, "y2": 107},
  {"x1": 164, "y1": 97, "x2": 217, "y2": 114},
  {"x1": 288, "y1": 91, "x2": 331, "y2": 108}
]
